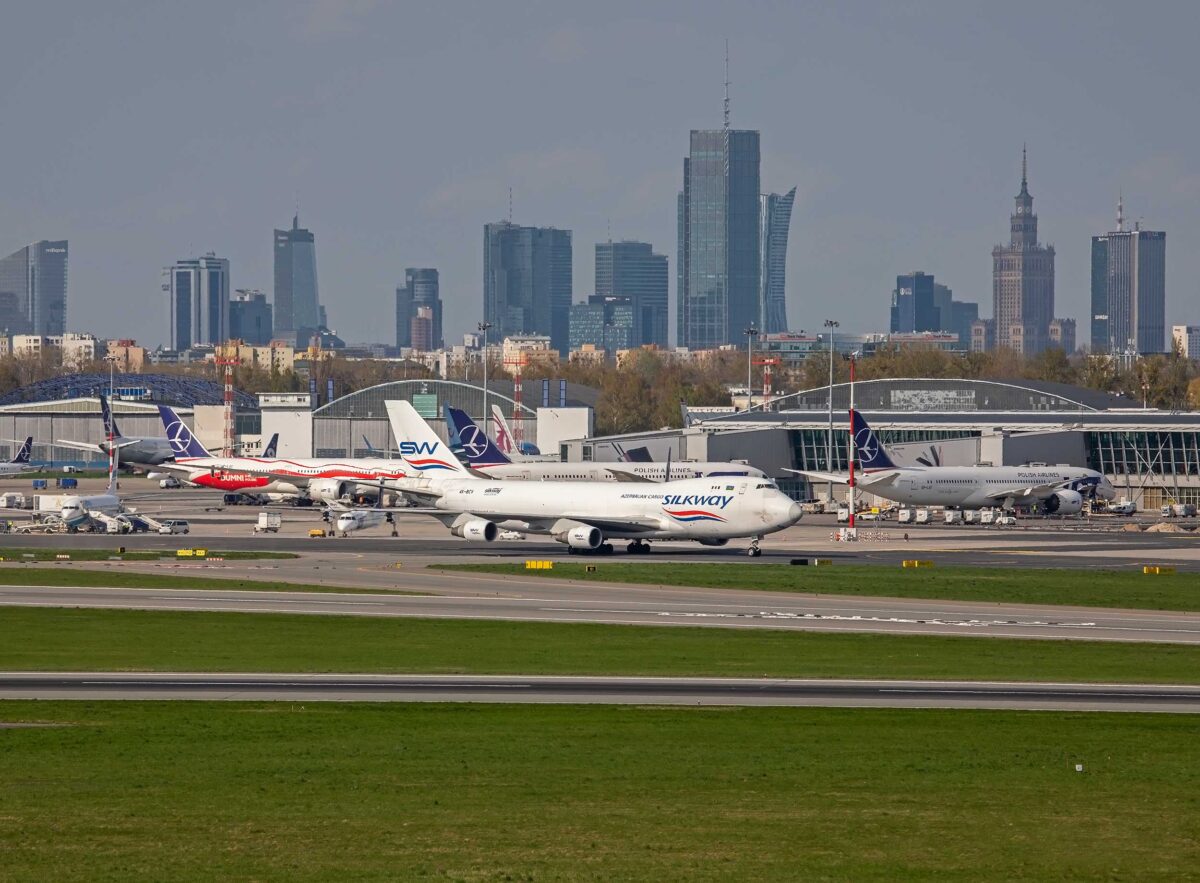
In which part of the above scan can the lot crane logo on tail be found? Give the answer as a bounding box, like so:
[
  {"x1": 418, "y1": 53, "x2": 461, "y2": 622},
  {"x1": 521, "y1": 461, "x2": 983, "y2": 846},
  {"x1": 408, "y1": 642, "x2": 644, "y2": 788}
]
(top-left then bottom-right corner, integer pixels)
[
  {"x1": 157, "y1": 406, "x2": 212, "y2": 459},
  {"x1": 851, "y1": 410, "x2": 897, "y2": 471}
]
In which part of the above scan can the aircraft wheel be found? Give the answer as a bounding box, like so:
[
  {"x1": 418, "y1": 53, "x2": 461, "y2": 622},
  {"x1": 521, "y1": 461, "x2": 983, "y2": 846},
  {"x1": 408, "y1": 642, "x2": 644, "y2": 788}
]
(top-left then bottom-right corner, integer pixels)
[
  {"x1": 600, "y1": 543, "x2": 614, "y2": 555},
  {"x1": 626, "y1": 542, "x2": 639, "y2": 554}
]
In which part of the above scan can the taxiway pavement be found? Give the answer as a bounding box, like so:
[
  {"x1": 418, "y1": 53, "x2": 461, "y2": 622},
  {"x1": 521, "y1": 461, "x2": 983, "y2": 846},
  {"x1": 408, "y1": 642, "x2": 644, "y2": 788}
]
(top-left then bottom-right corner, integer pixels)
[{"x1": 2, "y1": 672, "x2": 1198, "y2": 712}]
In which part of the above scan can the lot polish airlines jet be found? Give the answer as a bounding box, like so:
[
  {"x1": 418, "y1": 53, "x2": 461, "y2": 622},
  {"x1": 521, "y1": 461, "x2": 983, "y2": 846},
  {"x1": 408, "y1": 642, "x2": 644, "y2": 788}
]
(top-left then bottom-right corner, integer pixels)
[
  {"x1": 376, "y1": 401, "x2": 800, "y2": 555},
  {"x1": 796, "y1": 410, "x2": 1115, "y2": 513},
  {"x1": 156, "y1": 407, "x2": 408, "y2": 502},
  {"x1": 441, "y1": 405, "x2": 764, "y2": 482},
  {"x1": 0, "y1": 437, "x2": 36, "y2": 476}
]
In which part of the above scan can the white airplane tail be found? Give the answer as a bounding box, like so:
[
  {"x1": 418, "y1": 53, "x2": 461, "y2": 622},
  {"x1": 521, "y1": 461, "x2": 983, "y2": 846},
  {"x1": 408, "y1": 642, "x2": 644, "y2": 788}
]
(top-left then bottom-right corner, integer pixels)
[
  {"x1": 384, "y1": 400, "x2": 473, "y2": 478},
  {"x1": 491, "y1": 405, "x2": 519, "y2": 458}
]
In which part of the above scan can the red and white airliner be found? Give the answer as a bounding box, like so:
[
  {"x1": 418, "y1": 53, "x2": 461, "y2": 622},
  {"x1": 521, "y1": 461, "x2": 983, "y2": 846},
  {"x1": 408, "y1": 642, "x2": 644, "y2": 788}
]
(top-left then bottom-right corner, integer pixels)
[{"x1": 157, "y1": 406, "x2": 408, "y2": 502}]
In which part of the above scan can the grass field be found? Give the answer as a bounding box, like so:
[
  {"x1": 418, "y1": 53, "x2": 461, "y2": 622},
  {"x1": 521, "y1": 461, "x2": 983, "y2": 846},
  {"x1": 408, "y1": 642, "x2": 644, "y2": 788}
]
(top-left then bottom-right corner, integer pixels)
[
  {"x1": 442, "y1": 561, "x2": 1200, "y2": 612},
  {"x1": 5, "y1": 606, "x2": 1200, "y2": 683},
  {"x1": 0, "y1": 567, "x2": 397, "y2": 594},
  {"x1": 1, "y1": 701, "x2": 1197, "y2": 879},
  {"x1": 0, "y1": 547, "x2": 297, "y2": 562}
]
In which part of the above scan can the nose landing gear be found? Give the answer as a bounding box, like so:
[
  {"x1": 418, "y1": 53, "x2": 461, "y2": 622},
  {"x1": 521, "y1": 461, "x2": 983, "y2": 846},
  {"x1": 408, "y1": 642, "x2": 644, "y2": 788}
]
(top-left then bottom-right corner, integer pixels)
[{"x1": 747, "y1": 536, "x2": 762, "y2": 557}]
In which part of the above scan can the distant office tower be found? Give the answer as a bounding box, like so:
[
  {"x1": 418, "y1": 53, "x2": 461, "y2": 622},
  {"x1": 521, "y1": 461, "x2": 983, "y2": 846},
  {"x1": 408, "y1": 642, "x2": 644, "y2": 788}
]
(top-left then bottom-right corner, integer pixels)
[
  {"x1": 274, "y1": 214, "x2": 321, "y2": 344},
  {"x1": 229, "y1": 289, "x2": 273, "y2": 346},
  {"x1": 396, "y1": 268, "x2": 442, "y2": 350},
  {"x1": 0, "y1": 240, "x2": 68, "y2": 335},
  {"x1": 759, "y1": 187, "x2": 796, "y2": 333},
  {"x1": 991, "y1": 148, "x2": 1055, "y2": 354},
  {"x1": 594, "y1": 241, "x2": 668, "y2": 347},
  {"x1": 678, "y1": 126, "x2": 761, "y2": 349},
  {"x1": 483, "y1": 222, "x2": 573, "y2": 355},
  {"x1": 1172, "y1": 325, "x2": 1200, "y2": 359},
  {"x1": 1091, "y1": 200, "x2": 1166, "y2": 354},
  {"x1": 891, "y1": 272, "x2": 940, "y2": 334},
  {"x1": 569, "y1": 295, "x2": 636, "y2": 354},
  {"x1": 167, "y1": 253, "x2": 229, "y2": 349},
  {"x1": 970, "y1": 318, "x2": 995, "y2": 354},
  {"x1": 410, "y1": 305, "x2": 435, "y2": 352}
]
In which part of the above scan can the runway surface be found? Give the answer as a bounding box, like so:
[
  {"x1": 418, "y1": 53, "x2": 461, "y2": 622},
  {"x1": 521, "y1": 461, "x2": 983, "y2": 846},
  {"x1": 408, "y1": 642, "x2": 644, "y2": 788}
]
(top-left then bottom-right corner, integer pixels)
[
  {"x1": 4, "y1": 580, "x2": 1200, "y2": 643},
  {"x1": 2, "y1": 672, "x2": 1198, "y2": 712}
]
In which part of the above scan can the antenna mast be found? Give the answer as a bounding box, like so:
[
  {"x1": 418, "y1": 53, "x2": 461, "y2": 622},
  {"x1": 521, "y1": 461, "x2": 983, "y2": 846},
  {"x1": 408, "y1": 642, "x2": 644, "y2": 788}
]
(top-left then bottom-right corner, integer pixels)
[{"x1": 723, "y1": 39, "x2": 730, "y2": 130}]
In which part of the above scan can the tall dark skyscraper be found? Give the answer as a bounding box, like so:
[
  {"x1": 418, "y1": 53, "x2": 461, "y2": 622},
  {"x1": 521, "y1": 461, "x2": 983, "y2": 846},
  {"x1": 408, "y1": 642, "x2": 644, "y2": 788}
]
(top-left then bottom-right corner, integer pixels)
[
  {"x1": 890, "y1": 272, "x2": 940, "y2": 334},
  {"x1": 396, "y1": 268, "x2": 442, "y2": 350},
  {"x1": 677, "y1": 126, "x2": 761, "y2": 349},
  {"x1": 759, "y1": 187, "x2": 796, "y2": 333},
  {"x1": 483, "y1": 221, "x2": 573, "y2": 355},
  {"x1": 273, "y1": 214, "x2": 321, "y2": 344},
  {"x1": 167, "y1": 253, "x2": 229, "y2": 349},
  {"x1": 1091, "y1": 199, "x2": 1166, "y2": 354},
  {"x1": 594, "y1": 241, "x2": 668, "y2": 348},
  {"x1": 991, "y1": 148, "x2": 1055, "y2": 354},
  {"x1": 0, "y1": 240, "x2": 68, "y2": 335}
]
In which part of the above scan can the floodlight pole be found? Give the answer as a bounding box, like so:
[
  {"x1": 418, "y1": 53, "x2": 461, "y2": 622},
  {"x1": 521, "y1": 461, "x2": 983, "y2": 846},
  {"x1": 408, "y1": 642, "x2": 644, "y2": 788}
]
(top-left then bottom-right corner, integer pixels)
[
  {"x1": 823, "y1": 319, "x2": 839, "y2": 504},
  {"x1": 478, "y1": 321, "x2": 493, "y2": 427},
  {"x1": 744, "y1": 325, "x2": 758, "y2": 412}
]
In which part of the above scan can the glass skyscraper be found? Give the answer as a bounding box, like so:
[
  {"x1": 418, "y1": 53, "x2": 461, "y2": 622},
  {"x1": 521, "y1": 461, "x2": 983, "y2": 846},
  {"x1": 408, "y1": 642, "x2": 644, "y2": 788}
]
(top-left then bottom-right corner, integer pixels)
[
  {"x1": 678, "y1": 128, "x2": 761, "y2": 349},
  {"x1": 167, "y1": 253, "x2": 229, "y2": 349},
  {"x1": 594, "y1": 241, "x2": 668, "y2": 348},
  {"x1": 396, "y1": 268, "x2": 442, "y2": 350},
  {"x1": 0, "y1": 240, "x2": 68, "y2": 335},
  {"x1": 483, "y1": 222, "x2": 572, "y2": 355},
  {"x1": 1092, "y1": 225, "x2": 1166, "y2": 354},
  {"x1": 229, "y1": 289, "x2": 273, "y2": 346},
  {"x1": 569, "y1": 295, "x2": 636, "y2": 354},
  {"x1": 274, "y1": 214, "x2": 321, "y2": 344},
  {"x1": 759, "y1": 188, "x2": 796, "y2": 333}
]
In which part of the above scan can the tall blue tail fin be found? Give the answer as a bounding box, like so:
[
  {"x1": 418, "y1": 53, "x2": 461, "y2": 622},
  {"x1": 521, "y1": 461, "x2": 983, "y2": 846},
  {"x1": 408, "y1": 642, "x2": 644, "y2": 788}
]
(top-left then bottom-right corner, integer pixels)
[
  {"x1": 99, "y1": 393, "x2": 120, "y2": 440},
  {"x1": 262, "y1": 433, "x2": 279, "y2": 458},
  {"x1": 851, "y1": 409, "x2": 897, "y2": 470},
  {"x1": 11, "y1": 437, "x2": 32, "y2": 464},
  {"x1": 444, "y1": 405, "x2": 510, "y2": 466},
  {"x1": 158, "y1": 406, "x2": 212, "y2": 458}
]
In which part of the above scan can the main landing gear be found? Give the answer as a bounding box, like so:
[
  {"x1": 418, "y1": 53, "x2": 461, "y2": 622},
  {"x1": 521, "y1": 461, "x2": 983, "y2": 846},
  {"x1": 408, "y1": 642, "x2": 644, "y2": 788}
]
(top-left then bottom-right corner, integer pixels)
[
  {"x1": 747, "y1": 536, "x2": 763, "y2": 557},
  {"x1": 626, "y1": 540, "x2": 651, "y2": 555}
]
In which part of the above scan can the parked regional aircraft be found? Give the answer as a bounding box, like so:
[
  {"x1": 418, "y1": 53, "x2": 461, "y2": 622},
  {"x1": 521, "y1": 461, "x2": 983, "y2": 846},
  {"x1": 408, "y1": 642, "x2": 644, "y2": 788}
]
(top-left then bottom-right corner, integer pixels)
[
  {"x1": 55, "y1": 394, "x2": 175, "y2": 468},
  {"x1": 794, "y1": 410, "x2": 1115, "y2": 513},
  {"x1": 156, "y1": 407, "x2": 407, "y2": 502},
  {"x1": 59, "y1": 444, "x2": 124, "y2": 530},
  {"x1": 377, "y1": 400, "x2": 800, "y2": 555},
  {"x1": 0, "y1": 437, "x2": 36, "y2": 476},
  {"x1": 442, "y1": 406, "x2": 764, "y2": 483},
  {"x1": 333, "y1": 508, "x2": 393, "y2": 536}
]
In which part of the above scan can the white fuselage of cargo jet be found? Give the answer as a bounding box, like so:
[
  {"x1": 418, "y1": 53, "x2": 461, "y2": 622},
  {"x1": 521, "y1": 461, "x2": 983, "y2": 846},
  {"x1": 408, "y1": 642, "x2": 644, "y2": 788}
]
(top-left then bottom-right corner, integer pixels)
[{"x1": 471, "y1": 461, "x2": 765, "y2": 483}]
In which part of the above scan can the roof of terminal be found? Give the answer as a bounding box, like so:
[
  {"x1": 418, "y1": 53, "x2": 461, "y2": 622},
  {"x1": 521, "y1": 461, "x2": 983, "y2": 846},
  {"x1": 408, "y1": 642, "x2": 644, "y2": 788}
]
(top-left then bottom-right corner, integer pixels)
[{"x1": 0, "y1": 373, "x2": 258, "y2": 409}]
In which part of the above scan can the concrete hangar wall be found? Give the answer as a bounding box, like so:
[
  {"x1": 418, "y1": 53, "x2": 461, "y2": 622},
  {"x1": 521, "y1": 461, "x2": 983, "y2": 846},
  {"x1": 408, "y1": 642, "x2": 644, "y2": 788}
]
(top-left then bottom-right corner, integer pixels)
[{"x1": 565, "y1": 378, "x2": 1200, "y2": 509}]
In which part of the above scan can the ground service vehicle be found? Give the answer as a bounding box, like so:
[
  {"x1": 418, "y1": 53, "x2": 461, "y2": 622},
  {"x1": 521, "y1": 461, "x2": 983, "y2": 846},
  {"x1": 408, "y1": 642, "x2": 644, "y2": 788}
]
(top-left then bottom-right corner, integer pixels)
[{"x1": 157, "y1": 520, "x2": 190, "y2": 535}]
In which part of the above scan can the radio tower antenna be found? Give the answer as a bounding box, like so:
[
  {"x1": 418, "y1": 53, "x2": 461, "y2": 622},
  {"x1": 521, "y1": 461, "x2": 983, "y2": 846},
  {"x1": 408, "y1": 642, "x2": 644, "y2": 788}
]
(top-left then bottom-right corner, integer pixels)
[{"x1": 723, "y1": 39, "x2": 731, "y2": 130}]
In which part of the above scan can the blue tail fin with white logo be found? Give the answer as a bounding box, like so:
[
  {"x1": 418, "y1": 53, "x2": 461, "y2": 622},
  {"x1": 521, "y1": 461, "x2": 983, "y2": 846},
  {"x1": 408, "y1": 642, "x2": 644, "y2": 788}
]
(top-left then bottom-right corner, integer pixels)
[
  {"x1": 851, "y1": 409, "x2": 897, "y2": 471},
  {"x1": 444, "y1": 405, "x2": 510, "y2": 466},
  {"x1": 262, "y1": 433, "x2": 278, "y2": 458},
  {"x1": 10, "y1": 436, "x2": 32, "y2": 464},
  {"x1": 157, "y1": 406, "x2": 212, "y2": 458},
  {"x1": 384, "y1": 400, "x2": 471, "y2": 477},
  {"x1": 99, "y1": 393, "x2": 120, "y2": 441}
]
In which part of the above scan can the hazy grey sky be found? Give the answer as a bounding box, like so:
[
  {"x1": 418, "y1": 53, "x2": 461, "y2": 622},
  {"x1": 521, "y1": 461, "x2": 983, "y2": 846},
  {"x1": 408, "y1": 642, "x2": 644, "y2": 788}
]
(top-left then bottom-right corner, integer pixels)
[{"x1": 2, "y1": 1, "x2": 1197, "y2": 348}]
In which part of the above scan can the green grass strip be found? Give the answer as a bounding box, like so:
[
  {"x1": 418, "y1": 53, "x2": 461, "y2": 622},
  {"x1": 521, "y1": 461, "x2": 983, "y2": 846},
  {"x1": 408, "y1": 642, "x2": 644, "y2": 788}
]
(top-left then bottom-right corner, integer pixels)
[
  {"x1": 441, "y1": 562, "x2": 1200, "y2": 612},
  {"x1": 0, "y1": 702, "x2": 1197, "y2": 879},
  {"x1": 3, "y1": 606, "x2": 1200, "y2": 683},
  {"x1": 0, "y1": 567, "x2": 398, "y2": 594}
]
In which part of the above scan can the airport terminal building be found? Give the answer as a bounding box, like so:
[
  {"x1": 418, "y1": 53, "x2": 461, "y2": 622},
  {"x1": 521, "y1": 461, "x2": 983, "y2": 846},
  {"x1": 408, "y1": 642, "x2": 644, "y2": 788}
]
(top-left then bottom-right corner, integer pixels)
[{"x1": 562, "y1": 378, "x2": 1200, "y2": 510}]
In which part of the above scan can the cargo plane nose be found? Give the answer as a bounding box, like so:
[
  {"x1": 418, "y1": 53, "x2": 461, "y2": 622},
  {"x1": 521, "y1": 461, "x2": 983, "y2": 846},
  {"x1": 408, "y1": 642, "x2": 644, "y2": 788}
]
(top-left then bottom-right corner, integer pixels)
[{"x1": 763, "y1": 493, "x2": 803, "y2": 529}]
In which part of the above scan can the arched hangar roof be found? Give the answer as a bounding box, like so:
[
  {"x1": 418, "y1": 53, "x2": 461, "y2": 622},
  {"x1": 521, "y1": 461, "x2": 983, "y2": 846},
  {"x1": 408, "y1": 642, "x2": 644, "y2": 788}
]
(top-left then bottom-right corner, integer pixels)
[
  {"x1": 314, "y1": 378, "x2": 599, "y2": 419},
  {"x1": 0, "y1": 373, "x2": 258, "y2": 409}
]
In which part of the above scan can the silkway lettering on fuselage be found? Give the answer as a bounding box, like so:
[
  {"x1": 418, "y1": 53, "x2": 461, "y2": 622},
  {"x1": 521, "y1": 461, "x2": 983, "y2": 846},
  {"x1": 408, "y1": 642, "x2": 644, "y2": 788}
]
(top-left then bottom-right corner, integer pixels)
[{"x1": 661, "y1": 494, "x2": 734, "y2": 509}]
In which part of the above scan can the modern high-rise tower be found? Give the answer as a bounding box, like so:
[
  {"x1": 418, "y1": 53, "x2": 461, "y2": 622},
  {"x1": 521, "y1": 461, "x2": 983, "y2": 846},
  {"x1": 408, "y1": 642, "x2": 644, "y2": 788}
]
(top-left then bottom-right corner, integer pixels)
[
  {"x1": 273, "y1": 214, "x2": 321, "y2": 345},
  {"x1": 1091, "y1": 198, "x2": 1166, "y2": 354},
  {"x1": 594, "y1": 240, "x2": 668, "y2": 348},
  {"x1": 483, "y1": 221, "x2": 573, "y2": 355},
  {"x1": 677, "y1": 127, "x2": 761, "y2": 349},
  {"x1": 759, "y1": 187, "x2": 796, "y2": 333},
  {"x1": 167, "y1": 253, "x2": 229, "y2": 349},
  {"x1": 0, "y1": 240, "x2": 68, "y2": 335},
  {"x1": 991, "y1": 148, "x2": 1055, "y2": 354},
  {"x1": 396, "y1": 268, "x2": 442, "y2": 350}
]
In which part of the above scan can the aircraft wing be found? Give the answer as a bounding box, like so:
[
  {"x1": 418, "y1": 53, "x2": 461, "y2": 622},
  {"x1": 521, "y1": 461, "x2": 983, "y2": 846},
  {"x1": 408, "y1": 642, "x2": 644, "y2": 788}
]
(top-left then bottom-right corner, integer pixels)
[
  {"x1": 983, "y1": 483, "x2": 1061, "y2": 502},
  {"x1": 784, "y1": 468, "x2": 847, "y2": 484},
  {"x1": 783, "y1": 469, "x2": 901, "y2": 489},
  {"x1": 605, "y1": 468, "x2": 656, "y2": 483},
  {"x1": 53, "y1": 438, "x2": 142, "y2": 452}
]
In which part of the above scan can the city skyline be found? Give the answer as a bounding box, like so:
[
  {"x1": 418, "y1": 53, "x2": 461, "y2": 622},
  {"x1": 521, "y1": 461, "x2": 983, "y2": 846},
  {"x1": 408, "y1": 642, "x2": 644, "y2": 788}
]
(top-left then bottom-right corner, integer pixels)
[{"x1": 0, "y1": 4, "x2": 1197, "y2": 348}]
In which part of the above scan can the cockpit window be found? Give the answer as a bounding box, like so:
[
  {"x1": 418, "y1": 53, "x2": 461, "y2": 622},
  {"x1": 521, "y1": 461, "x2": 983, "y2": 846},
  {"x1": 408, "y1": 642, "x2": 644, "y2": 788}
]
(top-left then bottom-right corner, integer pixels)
[{"x1": 755, "y1": 482, "x2": 777, "y2": 490}]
